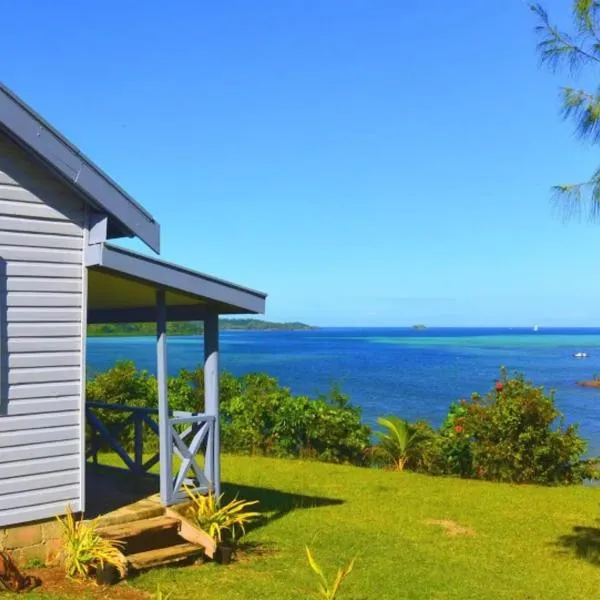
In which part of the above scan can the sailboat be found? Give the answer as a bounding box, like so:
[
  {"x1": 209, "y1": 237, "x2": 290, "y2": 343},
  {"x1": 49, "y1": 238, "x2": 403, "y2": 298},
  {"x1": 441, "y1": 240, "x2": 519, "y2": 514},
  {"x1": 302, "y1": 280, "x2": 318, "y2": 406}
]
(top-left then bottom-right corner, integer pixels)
[{"x1": 533, "y1": 325, "x2": 539, "y2": 332}]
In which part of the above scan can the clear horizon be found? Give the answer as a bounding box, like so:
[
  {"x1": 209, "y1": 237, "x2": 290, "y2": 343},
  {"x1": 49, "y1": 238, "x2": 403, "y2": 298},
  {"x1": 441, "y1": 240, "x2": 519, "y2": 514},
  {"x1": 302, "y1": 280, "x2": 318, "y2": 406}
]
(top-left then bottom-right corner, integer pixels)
[{"x1": 3, "y1": 0, "x2": 599, "y2": 327}]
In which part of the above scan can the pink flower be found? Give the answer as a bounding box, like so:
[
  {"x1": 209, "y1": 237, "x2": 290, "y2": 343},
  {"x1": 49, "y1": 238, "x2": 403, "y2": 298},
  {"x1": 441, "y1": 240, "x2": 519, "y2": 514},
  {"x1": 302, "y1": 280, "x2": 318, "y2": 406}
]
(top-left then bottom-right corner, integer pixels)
[
  {"x1": 495, "y1": 381, "x2": 504, "y2": 392},
  {"x1": 454, "y1": 425, "x2": 464, "y2": 433}
]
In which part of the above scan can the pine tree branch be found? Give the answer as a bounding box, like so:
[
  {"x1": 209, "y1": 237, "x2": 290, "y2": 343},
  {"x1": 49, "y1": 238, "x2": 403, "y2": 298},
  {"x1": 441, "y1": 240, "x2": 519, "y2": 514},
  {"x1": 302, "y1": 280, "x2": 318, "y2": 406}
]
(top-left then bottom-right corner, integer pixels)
[{"x1": 531, "y1": 3, "x2": 600, "y2": 70}]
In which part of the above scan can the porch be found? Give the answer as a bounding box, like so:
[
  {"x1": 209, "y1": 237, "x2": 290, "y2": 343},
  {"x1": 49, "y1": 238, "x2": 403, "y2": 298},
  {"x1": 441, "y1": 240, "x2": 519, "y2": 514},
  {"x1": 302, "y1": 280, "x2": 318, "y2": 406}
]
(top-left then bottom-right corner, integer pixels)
[{"x1": 84, "y1": 242, "x2": 267, "y2": 513}]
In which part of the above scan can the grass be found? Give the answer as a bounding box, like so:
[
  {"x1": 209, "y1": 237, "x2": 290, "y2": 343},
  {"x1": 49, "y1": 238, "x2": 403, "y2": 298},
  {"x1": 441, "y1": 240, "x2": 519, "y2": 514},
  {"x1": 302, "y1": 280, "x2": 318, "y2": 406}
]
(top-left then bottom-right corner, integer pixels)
[{"x1": 20, "y1": 455, "x2": 600, "y2": 599}]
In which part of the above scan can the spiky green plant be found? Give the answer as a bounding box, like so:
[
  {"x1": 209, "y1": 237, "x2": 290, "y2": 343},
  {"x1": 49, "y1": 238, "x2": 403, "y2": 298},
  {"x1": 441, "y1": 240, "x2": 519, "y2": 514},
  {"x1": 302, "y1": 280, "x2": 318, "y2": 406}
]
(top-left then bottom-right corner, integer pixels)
[
  {"x1": 372, "y1": 416, "x2": 429, "y2": 471},
  {"x1": 56, "y1": 505, "x2": 127, "y2": 579},
  {"x1": 305, "y1": 547, "x2": 356, "y2": 600},
  {"x1": 183, "y1": 488, "x2": 260, "y2": 543}
]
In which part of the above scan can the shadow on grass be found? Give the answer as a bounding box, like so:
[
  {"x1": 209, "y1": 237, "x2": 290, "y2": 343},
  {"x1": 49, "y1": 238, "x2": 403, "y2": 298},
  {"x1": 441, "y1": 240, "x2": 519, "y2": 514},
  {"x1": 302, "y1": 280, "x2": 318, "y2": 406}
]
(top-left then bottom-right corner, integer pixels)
[
  {"x1": 221, "y1": 482, "x2": 343, "y2": 534},
  {"x1": 556, "y1": 523, "x2": 600, "y2": 565}
]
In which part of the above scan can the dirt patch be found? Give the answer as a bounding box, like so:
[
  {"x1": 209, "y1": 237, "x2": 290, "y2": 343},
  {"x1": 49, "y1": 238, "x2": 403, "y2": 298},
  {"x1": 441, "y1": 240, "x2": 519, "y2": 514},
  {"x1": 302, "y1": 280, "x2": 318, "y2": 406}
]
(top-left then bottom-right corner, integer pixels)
[
  {"x1": 27, "y1": 566, "x2": 148, "y2": 599},
  {"x1": 233, "y1": 541, "x2": 279, "y2": 564},
  {"x1": 424, "y1": 519, "x2": 475, "y2": 536}
]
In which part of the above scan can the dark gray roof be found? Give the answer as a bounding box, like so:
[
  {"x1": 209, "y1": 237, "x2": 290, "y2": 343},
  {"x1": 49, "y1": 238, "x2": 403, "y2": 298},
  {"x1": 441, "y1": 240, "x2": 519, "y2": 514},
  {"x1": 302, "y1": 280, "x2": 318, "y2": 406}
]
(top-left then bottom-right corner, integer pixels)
[{"x1": 0, "y1": 83, "x2": 161, "y2": 253}]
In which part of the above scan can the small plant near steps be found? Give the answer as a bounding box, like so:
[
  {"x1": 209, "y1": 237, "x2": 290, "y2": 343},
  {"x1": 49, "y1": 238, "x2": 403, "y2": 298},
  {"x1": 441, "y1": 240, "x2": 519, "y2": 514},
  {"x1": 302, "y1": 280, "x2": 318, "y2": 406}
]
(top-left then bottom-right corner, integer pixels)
[
  {"x1": 56, "y1": 505, "x2": 128, "y2": 581},
  {"x1": 183, "y1": 487, "x2": 260, "y2": 565}
]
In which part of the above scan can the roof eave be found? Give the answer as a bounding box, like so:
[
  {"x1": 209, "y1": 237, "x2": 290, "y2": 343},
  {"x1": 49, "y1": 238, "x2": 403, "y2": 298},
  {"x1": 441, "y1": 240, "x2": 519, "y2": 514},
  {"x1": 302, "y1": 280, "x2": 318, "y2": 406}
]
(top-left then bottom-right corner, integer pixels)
[
  {"x1": 86, "y1": 243, "x2": 267, "y2": 315},
  {"x1": 0, "y1": 84, "x2": 161, "y2": 253}
]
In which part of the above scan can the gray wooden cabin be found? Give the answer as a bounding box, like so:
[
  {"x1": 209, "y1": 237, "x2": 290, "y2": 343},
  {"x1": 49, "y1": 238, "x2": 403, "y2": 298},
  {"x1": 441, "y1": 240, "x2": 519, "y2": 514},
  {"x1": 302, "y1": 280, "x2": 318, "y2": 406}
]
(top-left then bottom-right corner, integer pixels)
[{"x1": 0, "y1": 83, "x2": 266, "y2": 528}]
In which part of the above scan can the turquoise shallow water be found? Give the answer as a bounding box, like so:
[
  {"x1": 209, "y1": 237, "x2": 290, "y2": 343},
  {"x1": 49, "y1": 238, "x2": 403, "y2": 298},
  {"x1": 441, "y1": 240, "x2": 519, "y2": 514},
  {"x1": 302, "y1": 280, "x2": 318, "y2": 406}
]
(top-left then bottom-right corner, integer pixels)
[{"x1": 87, "y1": 327, "x2": 600, "y2": 456}]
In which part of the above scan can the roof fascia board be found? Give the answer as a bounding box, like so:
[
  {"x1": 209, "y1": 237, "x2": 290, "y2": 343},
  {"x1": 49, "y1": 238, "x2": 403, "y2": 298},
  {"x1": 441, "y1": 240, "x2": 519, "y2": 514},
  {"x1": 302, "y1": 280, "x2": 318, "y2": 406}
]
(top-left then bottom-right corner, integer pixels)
[
  {"x1": 0, "y1": 84, "x2": 160, "y2": 253},
  {"x1": 86, "y1": 243, "x2": 267, "y2": 314}
]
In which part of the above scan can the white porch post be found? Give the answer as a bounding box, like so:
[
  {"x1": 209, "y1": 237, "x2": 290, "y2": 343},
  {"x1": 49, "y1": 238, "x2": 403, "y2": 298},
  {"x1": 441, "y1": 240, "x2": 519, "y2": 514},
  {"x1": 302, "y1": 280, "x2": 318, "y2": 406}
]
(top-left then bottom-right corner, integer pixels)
[
  {"x1": 204, "y1": 311, "x2": 220, "y2": 498},
  {"x1": 157, "y1": 290, "x2": 172, "y2": 505}
]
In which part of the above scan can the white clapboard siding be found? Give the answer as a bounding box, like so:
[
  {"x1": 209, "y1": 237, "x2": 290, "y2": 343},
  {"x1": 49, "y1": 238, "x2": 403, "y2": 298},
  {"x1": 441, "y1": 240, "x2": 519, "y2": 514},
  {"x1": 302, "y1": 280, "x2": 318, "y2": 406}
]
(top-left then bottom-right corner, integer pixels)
[
  {"x1": 6, "y1": 397, "x2": 80, "y2": 416},
  {"x1": 8, "y1": 323, "x2": 81, "y2": 337},
  {"x1": 8, "y1": 307, "x2": 82, "y2": 322},
  {"x1": 0, "y1": 440, "x2": 80, "y2": 464},
  {"x1": 7, "y1": 292, "x2": 82, "y2": 307},
  {"x1": 8, "y1": 337, "x2": 81, "y2": 353},
  {"x1": 0, "y1": 412, "x2": 79, "y2": 432},
  {"x1": 0, "y1": 182, "x2": 84, "y2": 209},
  {"x1": 0, "y1": 199, "x2": 82, "y2": 222},
  {"x1": 0, "y1": 245, "x2": 81, "y2": 263},
  {"x1": 9, "y1": 352, "x2": 81, "y2": 368},
  {"x1": 0, "y1": 215, "x2": 81, "y2": 236},
  {"x1": 6, "y1": 278, "x2": 82, "y2": 293},
  {"x1": 6, "y1": 262, "x2": 81, "y2": 278},
  {"x1": 9, "y1": 366, "x2": 81, "y2": 385},
  {"x1": 6, "y1": 292, "x2": 82, "y2": 309},
  {"x1": 0, "y1": 500, "x2": 81, "y2": 528},
  {"x1": 0, "y1": 470, "x2": 80, "y2": 495},
  {"x1": 0, "y1": 132, "x2": 85, "y2": 527},
  {"x1": 8, "y1": 382, "x2": 80, "y2": 400},
  {"x1": 0, "y1": 425, "x2": 79, "y2": 448},
  {"x1": 0, "y1": 486, "x2": 80, "y2": 512},
  {"x1": 0, "y1": 230, "x2": 83, "y2": 250},
  {"x1": 0, "y1": 455, "x2": 80, "y2": 479}
]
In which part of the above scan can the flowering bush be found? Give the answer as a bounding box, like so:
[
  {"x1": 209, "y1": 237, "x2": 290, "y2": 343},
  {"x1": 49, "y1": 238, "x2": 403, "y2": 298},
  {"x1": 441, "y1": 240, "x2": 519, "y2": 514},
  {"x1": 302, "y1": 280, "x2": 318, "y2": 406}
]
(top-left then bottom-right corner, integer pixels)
[{"x1": 438, "y1": 369, "x2": 597, "y2": 484}]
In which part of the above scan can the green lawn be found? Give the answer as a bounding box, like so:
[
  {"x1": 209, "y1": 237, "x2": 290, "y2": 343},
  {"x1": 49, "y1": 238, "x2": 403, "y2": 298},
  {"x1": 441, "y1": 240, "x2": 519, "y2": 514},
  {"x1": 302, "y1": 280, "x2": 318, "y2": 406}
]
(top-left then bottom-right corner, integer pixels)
[{"x1": 26, "y1": 455, "x2": 600, "y2": 599}]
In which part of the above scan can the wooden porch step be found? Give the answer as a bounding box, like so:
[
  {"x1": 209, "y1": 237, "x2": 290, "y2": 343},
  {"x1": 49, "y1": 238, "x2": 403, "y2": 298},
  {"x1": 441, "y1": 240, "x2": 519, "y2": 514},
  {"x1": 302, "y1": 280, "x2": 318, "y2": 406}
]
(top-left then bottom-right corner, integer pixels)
[
  {"x1": 93, "y1": 495, "x2": 164, "y2": 529},
  {"x1": 98, "y1": 516, "x2": 182, "y2": 556},
  {"x1": 127, "y1": 542, "x2": 203, "y2": 571},
  {"x1": 98, "y1": 516, "x2": 179, "y2": 541}
]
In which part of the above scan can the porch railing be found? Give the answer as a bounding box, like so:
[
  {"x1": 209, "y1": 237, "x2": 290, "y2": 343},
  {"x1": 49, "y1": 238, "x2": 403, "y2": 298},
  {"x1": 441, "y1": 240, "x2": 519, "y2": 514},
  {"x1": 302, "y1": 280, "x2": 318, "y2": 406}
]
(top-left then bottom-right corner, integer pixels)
[{"x1": 85, "y1": 402, "x2": 215, "y2": 501}]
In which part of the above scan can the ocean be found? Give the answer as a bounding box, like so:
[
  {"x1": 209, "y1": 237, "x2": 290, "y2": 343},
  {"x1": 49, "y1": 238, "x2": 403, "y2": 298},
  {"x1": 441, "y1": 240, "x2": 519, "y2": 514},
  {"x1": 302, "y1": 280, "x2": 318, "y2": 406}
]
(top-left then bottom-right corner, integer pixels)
[{"x1": 87, "y1": 327, "x2": 600, "y2": 456}]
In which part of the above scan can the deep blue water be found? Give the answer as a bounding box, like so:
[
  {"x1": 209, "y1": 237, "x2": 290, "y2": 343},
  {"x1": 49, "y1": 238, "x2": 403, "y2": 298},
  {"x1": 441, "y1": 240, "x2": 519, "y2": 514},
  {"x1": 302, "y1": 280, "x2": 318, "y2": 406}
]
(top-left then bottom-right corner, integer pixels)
[{"x1": 87, "y1": 327, "x2": 600, "y2": 455}]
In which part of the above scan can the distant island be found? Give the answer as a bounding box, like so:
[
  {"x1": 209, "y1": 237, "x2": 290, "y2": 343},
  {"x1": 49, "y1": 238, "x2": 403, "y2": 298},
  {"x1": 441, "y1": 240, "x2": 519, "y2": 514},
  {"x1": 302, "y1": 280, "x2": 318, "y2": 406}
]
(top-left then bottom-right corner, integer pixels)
[
  {"x1": 577, "y1": 378, "x2": 600, "y2": 389},
  {"x1": 88, "y1": 319, "x2": 316, "y2": 337},
  {"x1": 412, "y1": 324, "x2": 427, "y2": 330}
]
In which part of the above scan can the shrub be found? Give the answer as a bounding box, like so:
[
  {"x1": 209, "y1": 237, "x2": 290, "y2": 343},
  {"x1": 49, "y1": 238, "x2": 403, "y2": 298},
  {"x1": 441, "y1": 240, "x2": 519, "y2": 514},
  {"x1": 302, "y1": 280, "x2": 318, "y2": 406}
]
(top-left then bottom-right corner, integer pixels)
[
  {"x1": 370, "y1": 416, "x2": 436, "y2": 471},
  {"x1": 218, "y1": 373, "x2": 371, "y2": 463},
  {"x1": 86, "y1": 364, "x2": 370, "y2": 465},
  {"x1": 57, "y1": 506, "x2": 127, "y2": 579},
  {"x1": 437, "y1": 369, "x2": 597, "y2": 484},
  {"x1": 183, "y1": 489, "x2": 260, "y2": 543}
]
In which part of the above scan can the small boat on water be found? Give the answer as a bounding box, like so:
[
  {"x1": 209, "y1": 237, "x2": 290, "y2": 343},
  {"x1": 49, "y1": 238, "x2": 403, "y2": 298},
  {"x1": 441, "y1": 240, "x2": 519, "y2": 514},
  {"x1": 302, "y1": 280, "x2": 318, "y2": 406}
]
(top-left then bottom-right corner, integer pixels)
[
  {"x1": 533, "y1": 325, "x2": 539, "y2": 332},
  {"x1": 574, "y1": 352, "x2": 589, "y2": 359}
]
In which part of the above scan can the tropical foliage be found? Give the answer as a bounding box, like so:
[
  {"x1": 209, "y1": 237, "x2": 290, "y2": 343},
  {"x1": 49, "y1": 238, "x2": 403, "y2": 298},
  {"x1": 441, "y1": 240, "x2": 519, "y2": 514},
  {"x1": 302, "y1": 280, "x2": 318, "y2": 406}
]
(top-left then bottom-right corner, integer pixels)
[
  {"x1": 436, "y1": 370, "x2": 597, "y2": 484},
  {"x1": 56, "y1": 506, "x2": 127, "y2": 579},
  {"x1": 183, "y1": 489, "x2": 260, "y2": 543},
  {"x1": 531, "y1": 1, "x2": 600, "y2": 218},
  {"x1": 370, "y1": 416, "x2": 433, "y2": 471},
  {"x1": 86, "y1": 362, "x2": 371, "y2": 464},
  {"x1": 305, "y1": 547, "x2": 356, "y2": 600},
  {"x1": 87, "y1": 362, "x2": 593, "y2": 484},
  {"x1": 386, "y1": 370, "x2": 597, "y2": 484}
]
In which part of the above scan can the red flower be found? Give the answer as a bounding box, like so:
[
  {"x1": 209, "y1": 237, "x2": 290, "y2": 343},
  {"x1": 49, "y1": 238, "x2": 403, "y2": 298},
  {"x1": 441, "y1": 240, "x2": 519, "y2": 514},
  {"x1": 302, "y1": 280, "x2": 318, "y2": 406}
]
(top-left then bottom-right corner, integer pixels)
[
  {"x1": 495, "y1": 381, "x2": 504, "y2": 392},
  {"x1": 454, "y1": 424, "x2": 464, "y2": 433}
]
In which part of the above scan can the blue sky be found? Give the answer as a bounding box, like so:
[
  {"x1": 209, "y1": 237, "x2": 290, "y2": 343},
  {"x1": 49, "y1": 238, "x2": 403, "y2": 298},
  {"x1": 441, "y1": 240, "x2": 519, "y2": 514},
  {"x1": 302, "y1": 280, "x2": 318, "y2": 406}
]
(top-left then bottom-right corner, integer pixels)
[{"x1": 2, "y1": 0, "x2": 599, "y2": 326}]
